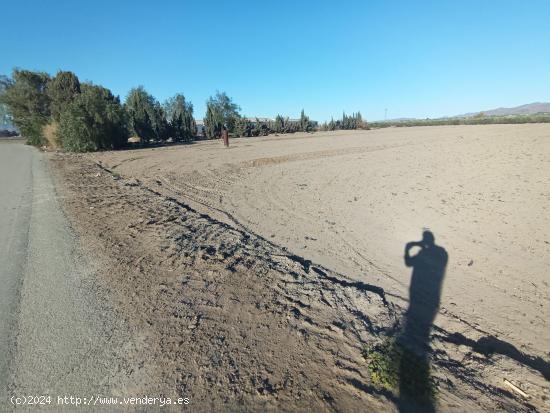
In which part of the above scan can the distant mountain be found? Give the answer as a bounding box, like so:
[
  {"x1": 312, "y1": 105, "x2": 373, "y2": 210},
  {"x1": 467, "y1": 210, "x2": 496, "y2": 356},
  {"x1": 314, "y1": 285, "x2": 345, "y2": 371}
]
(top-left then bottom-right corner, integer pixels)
[
  {"x1": 374, "y1": 102, "x2": 550, "y2": 122},
  {"x1": 457, "y1": 102, "x2": 550, "y2": 118}
]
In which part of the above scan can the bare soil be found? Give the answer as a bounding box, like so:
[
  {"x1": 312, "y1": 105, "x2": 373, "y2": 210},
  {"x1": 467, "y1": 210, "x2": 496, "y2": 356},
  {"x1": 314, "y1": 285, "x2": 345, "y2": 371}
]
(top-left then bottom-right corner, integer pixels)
[{"x1": 50, "y1": 124, "x2": 550, "y2": 412}]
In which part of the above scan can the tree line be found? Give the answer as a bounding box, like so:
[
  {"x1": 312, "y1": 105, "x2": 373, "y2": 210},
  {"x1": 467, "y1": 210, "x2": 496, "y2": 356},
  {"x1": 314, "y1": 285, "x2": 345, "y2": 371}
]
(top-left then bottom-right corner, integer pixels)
[
  {"x1": 368, "y1": 113, "x2": 550, "y2": 129},
  {"x1": 319, "y1": 112, "x2": 367, "y2": 131},
  {"x1": 0, "y1": 69, "x2": 199, "y2": 151},
  {"x1": 0, "y1": 68, "x2": 370, "y2": 152},
  {"x1": 203, "y1": 93, "x2": 318, "y2": 138}
]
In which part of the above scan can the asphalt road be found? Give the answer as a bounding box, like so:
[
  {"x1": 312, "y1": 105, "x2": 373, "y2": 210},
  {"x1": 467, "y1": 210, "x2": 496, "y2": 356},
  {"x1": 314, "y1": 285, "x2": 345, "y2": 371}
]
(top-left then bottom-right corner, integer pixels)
[{"x1": 0, "y1": 141, "x2": 127, "y2": 410}]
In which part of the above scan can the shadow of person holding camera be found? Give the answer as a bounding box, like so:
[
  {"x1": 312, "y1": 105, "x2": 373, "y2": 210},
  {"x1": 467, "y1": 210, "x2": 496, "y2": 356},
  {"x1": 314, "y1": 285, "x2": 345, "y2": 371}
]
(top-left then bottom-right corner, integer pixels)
[{"x1": 398, "y1": 230, "x2": 448, "y2": 412}]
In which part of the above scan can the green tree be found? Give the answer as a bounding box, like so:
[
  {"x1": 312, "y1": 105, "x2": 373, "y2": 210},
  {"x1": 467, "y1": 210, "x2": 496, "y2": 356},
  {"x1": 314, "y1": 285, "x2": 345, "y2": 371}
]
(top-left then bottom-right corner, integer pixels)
[
  {"x1": 327, "y1": 111, "x2": 365, "y2": 131},
  {"x1": 252, "y1": 118, "x2": 271, "y2": 136},
  {"x1": 204, "y1": 100, "x2": 223, "y2": 139},
  {"x1": 356, "y1": 111, "x2": 366, "y2": 129},
  {"x1": 204, "y1": 91, "x2": 241, "y2": 136},
  {"x1": 125, "y1": 86, "x2": 159, "y2": 144},
  {"x1": 0, "y1": 69, "x2": 51, "y2": 145},
  {"x1": 234, "y1": 116, "x2": 252, "y2": 137},
  {"x1": 274, "y1": 114, "x2": 285, "y2": 133},
  {"x1": 299, "y1": 109, "x2": 314, "y2": 132},
  {"x1": 47, "y1": 71, "x2": 81, "y2": 122},
  {"x1": 164, "y1": 94, "x2": 196, "y2": 142},
  {"x1": 57, "y1": 84, "x2": 128, "y2": 152},
  {"x1": 151, "y1": 102, "x2": 170, "y2": 142}
]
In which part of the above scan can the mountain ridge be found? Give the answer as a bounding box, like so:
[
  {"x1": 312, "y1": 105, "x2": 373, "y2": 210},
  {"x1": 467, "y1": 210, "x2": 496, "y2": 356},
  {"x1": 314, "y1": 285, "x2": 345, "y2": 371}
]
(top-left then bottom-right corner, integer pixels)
[{"x1": 456, "y1": 102, "x2": 550, "y2": 118}]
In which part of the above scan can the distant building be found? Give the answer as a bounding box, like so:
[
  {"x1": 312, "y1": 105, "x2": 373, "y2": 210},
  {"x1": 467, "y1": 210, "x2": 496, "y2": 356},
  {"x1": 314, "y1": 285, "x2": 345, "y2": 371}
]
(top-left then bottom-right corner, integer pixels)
[
  {"x1": 245, "y1": 117, "x2": 273, "y2": 124},
  {"x1": 245, "y1": 117, "x2": 302, "y2": 124}
]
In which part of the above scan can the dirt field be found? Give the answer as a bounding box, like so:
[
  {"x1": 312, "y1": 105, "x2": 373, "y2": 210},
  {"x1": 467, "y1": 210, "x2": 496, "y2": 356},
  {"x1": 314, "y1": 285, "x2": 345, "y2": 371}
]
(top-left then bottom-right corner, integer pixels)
[{"x1": 51, "y1": 124, "x2": 550, "y2": 411}]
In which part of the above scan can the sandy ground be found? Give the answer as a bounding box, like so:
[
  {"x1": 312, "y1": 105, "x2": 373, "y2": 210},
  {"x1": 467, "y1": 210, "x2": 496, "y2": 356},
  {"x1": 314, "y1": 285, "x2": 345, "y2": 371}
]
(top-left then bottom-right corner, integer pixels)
[
  {"x1": 50, "y1": 124, "x2": 550, "y2": 411},
  {"x1": 95, "y1": 124, "x2": 550, "y2": 354}
]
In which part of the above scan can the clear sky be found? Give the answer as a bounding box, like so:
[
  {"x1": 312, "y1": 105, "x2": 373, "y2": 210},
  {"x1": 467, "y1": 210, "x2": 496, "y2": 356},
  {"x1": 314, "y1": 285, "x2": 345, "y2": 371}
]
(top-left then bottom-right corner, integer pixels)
[{"x1": 2, "y1": 0, "x2": 549, "y2": 121}]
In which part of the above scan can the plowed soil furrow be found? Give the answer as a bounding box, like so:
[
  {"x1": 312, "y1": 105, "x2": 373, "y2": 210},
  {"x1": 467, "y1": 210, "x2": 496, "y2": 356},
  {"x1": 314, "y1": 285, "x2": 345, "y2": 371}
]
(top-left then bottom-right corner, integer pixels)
[{"x1": 49, "y1": 151, "x2": 548, "y2": 412}]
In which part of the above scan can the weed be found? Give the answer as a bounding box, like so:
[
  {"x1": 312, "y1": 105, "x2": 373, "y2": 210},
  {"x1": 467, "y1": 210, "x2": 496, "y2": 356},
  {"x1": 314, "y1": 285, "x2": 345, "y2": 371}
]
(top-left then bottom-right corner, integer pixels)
[{"x1": 362, "y1": 337, "x2": 437, "y2": 405}]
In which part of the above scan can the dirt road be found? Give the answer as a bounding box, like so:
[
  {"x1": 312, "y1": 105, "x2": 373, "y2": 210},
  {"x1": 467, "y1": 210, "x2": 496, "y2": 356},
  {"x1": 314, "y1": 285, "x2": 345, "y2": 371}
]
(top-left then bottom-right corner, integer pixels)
[{"x1": 0, "y1": 141, "x2": 130, "y2": 411}]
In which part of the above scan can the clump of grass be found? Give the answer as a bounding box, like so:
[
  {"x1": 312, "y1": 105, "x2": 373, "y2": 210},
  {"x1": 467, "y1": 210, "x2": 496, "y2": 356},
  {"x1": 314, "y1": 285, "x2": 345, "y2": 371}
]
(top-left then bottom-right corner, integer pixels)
[{"x1": 362, "y1": 337, "x2": 437, "y2": 405}]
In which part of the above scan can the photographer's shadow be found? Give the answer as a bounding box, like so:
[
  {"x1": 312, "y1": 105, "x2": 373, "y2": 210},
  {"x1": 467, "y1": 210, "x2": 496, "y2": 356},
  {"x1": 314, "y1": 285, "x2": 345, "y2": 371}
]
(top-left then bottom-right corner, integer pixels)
[{"x1": 398, "y1": 230, "x2": 448, "y2": 412}]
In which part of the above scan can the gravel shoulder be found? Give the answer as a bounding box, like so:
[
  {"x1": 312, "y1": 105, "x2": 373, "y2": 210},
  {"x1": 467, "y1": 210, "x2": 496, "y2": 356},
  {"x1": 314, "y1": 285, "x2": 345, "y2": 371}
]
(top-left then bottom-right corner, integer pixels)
[{"x1": 1, "y1": 141, "x2": 134, "y2": 411}]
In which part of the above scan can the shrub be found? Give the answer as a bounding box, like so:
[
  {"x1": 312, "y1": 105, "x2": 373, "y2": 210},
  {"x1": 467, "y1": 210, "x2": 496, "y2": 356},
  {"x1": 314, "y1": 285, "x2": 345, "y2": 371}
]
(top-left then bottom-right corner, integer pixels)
[{"x1": 362, "y1": 337, "x2": 436, "y2": 404}]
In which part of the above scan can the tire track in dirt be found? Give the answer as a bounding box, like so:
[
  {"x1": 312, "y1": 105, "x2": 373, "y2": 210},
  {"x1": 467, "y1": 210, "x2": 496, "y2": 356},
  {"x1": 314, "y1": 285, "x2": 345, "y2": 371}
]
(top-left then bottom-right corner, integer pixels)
[
  {"x1": 241, "y1": 141, "x2": 418, "y2": 168},
  {"x1": 50, "y1": 153, "x2": 549, "y2": 412}
]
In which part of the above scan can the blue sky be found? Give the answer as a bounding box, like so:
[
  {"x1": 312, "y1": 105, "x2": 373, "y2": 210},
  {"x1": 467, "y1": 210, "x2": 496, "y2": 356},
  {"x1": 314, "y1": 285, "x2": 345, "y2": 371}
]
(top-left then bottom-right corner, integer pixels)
[{"x1": 2, "y1": 0, "x2": 549, "y2": 121}]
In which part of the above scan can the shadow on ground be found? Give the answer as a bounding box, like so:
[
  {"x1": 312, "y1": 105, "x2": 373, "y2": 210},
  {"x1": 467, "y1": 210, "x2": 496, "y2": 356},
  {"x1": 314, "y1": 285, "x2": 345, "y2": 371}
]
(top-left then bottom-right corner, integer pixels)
[{"x1": 396, "y1": 230, "x2": 448, "y2": 412}]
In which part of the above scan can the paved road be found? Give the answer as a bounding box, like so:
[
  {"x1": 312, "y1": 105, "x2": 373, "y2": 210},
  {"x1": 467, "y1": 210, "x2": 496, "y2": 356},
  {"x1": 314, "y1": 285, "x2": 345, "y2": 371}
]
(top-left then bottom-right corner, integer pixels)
[
  {"x1": 0, "y1": 140, "x2": 33, "y2": 401},
  {"x1": 0, "y1": 141, "x2": 127, "y2": 410}
]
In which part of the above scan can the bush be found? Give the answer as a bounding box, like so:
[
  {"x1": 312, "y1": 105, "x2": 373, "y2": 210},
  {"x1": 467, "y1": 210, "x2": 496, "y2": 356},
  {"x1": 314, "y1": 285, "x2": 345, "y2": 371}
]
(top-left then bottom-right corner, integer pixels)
[
  {"x1": 57, "y1": 84, "x2": 128, "y2": 152},
  {"x1": 362, "y1": 337, "x2": 436, "y2": 404}
]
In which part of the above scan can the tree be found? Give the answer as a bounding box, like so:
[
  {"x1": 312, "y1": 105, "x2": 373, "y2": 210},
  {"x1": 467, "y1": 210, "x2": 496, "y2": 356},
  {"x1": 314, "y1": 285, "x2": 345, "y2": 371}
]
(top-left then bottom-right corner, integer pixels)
[
  {"x1": 151, "y1": 102, "x2": 170, "y2": 142},
  {"x1": 299, "y1": 109, "x2": 314, "y2": 132},
  {"x1": 204, "y1": 100, "x2": 223, "y2": 139},
  {"x1": 274, "y1": 114, "x2": 285, "y2": 133},
  {"x1": 125, "y1": 86, "x2": 159, "y2": 144},
  {"x1": 57, "y1": 84, "x2": 127, "y2": 152},
  {"x1": 47, "y1": 71, "x2": 81, "y2": 122},
  {"x1": 164, "y1": 94, "x2": 196, "y2": 142},
  {"x1": 254, "y1": 118, "x2": 271, "y2": 136},
  {"x1": 324, "y1": 111, "x2": 366, "y2": 131},
  {"x1": 0, "y1": 69, "x2": 51, "y2": 145},
  {"x1": 234, "y1": 116, "x2": 252, "y2": 137},
  {"x1": 204, "y1": 91, "x2": 241, "y2": 137}
]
